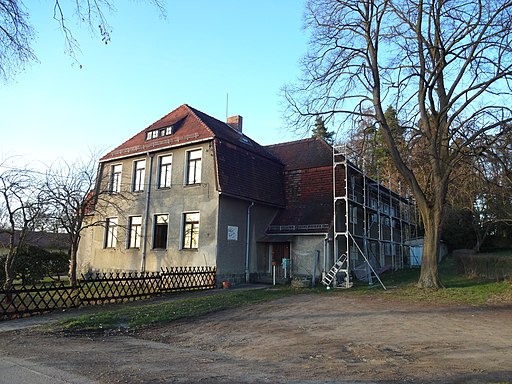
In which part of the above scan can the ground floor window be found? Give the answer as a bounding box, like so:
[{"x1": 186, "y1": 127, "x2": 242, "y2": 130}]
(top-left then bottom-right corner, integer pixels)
[
  {"x1": 128, "y1": 216, "x2": 142, "y2": 248},
  {"x1": 105, "y1": 217, "x2": 118, "y2": 248},
  {"x1": 153, "y1": 214, "x2": 168, "y2": 249},
  {"x1": 182, "y1": 212, "x2": 199, "y2": 249}
]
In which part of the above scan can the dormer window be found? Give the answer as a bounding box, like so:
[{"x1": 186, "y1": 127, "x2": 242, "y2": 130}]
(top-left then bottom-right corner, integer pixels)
[
  {"x1": 145, "y1": 125, "x2": 175, "y2": 141},
  {"x1": 239, "y1": 136, "x2": 253, "y2": 146}
]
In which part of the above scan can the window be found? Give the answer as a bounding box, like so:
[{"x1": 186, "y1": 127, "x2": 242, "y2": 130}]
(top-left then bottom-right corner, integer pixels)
[
  {"x1": 105, "y1": 217, "x2": 118, "y2": 248},
  {"x1": 186, "y1": 149, "x2": 202, "y2": 185},
  {"x1": 350, "y1": 175, "x2": 356, "y2": 200},
  {"x1": 158, "y1": 155, "x2": 172, "y2": 188},
  {"x1": 110, "y1": 164, "x2": 122, "y2": 193},
  {"x1": 153, "y1": 214, "x2": 168, "y2": 249},
  {"x1": 146, "y1": 126, "x2": 174, "y2": 140},
  {"x1": 128, "y1": 216, "x2": 142, "y2": 249},
  {"x1": 182, "y1": 212, "x2": 200, "y2": 249},
  {"x1": 349, "y1": 206, "x2": 358, "y2": 224},
  {"x1": 132, "y1": 160, "x2": 146, "y2": 192}
]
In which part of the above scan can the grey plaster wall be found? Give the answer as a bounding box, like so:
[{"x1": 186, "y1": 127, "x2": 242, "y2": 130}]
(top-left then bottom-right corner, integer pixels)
[
  {"x1": 216, "y1": 196, "x2": 278, "y2": 283},
  {"x1": 290, "y1": 235, "x2": 325, "y2": 281},
  {"x1": 77, "y1": 141, "x2": 220, "y2": 273}
]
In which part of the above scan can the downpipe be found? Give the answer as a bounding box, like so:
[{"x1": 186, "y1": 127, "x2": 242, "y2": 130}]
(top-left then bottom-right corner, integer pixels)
[{"x1": 245, "y1": 201, "x2": 255, "y2": 282}]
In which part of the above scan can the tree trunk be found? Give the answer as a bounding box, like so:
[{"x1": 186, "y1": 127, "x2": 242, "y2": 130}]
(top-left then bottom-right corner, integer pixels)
[
  {"x1": 69, "y1": 244, "x2": 77, "y2": 288},
  {"x1": 472, "y1": 224, "x2": 489, "y2": 254},
  {"x1": 3, "y1": 249, "x2": 17, "y2": 294},
  {"x1": 417, "y1": 206, "x2": 444, "y2": 289}
]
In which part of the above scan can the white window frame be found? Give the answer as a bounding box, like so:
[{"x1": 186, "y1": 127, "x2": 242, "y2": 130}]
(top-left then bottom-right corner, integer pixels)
[
  {"x1": 105, "y1": 217, "x2": 118, "y2": 248},
  {"x1": 128, "y1": 216, "x2": 142, "y2": 249},
  {"x1": 182, "y1": 211, "x2": 200, "y2": 249},
  {"x1": 110, "y1": 164, "x2": 122, "y2": 193},
  {"x1": 153, "y1": 213, "x2": 169, "y2": 249},
  {"x1": 132, "y1": 159, "x2": 146, "y2": 192},
  {"x1": 185, "y1": 149, "x2": 202, "y2": 185},
  {"x1": 158, "y1": 154, "x2": 173, "y2": 189}
]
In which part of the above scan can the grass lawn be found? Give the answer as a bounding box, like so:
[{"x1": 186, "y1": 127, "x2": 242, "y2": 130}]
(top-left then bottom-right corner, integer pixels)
[
  {"x1": 53, "y1": 254, "x2": 512, "y2": 333},
  {"x1": 353, "y1": 252, "x2": 512, "y2": 305}
]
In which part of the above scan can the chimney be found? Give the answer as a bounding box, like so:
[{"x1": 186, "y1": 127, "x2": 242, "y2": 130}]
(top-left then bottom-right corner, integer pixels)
[{"x1": 227, "y1": 115, "x2": 243, "y2": 132}]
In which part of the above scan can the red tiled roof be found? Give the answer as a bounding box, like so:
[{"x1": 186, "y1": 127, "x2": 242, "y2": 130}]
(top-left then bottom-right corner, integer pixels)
[
  {"x1": 265, "y1": 138, "x2": 333, "y2": 170},
  {"x1": 99, "y1": 104, "x2": 284, "y2": 206},
  {"x1": 215, "y1": 139, "x2": 285, "y2": 206},
  {"x1": 100, "y1": 104, "x2": 213, "y2": 161},
  {"x1": 101, "y1": 104, "x2": 279, "y2": 162},
  {"x1": 265, "y1": 138, "x2": 334, "y2": 233},
  {"x1": 0, "y1": 231, "x2": 69, "y2": 251}
]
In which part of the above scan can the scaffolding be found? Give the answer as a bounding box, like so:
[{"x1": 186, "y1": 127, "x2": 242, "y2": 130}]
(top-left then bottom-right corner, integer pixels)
[{"x1": 328, "y1": 145, "x2": 417, "y2": 288}]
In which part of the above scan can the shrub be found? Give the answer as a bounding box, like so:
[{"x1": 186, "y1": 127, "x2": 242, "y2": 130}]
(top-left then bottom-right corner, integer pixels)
[
  {"x1": 453, "y1": 250, "x2": 512, "y2": 281},
  {"x1": 0, "y1": 246, "x2": 69, "y2": 285}
]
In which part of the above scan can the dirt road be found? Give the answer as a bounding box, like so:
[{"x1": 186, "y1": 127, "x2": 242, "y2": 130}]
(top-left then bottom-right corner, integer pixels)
[{"x1": 0, "y1": 292, "x2": 511, "y2": 383}]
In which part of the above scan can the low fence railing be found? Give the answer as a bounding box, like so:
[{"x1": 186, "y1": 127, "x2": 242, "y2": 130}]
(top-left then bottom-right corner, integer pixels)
[{"x1": 0, "y1": 266, "x2": 216, "y2": 320}]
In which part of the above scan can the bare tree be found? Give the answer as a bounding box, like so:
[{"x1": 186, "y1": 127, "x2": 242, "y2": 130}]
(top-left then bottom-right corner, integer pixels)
[
  {"x1": 472, "y1": 132, "x2": 512, "y2": 250},
  {"x1": 43, "y1": 154, "x2": 131, "y2": 287},
  {"x1": 0, "y1": 0, "x2": 166, "y2": 81},
  {"x1": 284, "y1": 0, "x2": 512, "y2": 288},
  {"x1": 0, "y1": 167, "x2": 45, "y2": 291}
]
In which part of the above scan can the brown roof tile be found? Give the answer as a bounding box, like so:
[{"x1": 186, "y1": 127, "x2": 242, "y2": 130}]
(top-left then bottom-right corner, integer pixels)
[
  {"x1": 265, "y1": 138, "x2": 334, "y2": 233},
  {"x1": 100, "y1": 104, "x2": 213, "y2": 161},
  {"x1": 215, "y1": 139, "x2": 285, "y2": 206},
  {"x1": 0, "y1": 231, "x2": 70, "y2": 251},
  {"x1": 265, "y1": 138, "x2": 333, "y2": 170},
  {"x1": 99, "y1": 104, "x2": 284, "y2": 206}
]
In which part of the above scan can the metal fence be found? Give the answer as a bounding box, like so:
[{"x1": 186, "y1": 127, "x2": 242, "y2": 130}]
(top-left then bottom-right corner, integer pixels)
[{"x1": 0, "y1": 266, "x2": 216, "y2": 320}]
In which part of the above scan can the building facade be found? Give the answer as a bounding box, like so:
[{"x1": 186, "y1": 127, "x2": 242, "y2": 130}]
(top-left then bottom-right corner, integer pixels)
[{"x1": 77, "y1": 104, "x2": 416, "y2": 286}]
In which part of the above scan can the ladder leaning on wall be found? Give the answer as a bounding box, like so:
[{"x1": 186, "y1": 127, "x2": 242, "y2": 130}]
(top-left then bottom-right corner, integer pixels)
[{"x1": 321, "y1": 253, "x2": 352, "y2": 288}]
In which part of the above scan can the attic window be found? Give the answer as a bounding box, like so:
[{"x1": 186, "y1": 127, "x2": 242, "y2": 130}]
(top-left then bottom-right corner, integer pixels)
[
  {"x1": 239, "y1": 136, "x2": 253, "y2": 146},
  {"x1": 145, "y1": 125, "x2": 175, "y2": 141}
]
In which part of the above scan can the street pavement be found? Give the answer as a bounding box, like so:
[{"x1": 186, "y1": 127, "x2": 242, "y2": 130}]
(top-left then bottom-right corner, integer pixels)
[
  {"x1": 0, "y1": 357, "x2": 97, "y2": 384},
  {"x1": 0, "y1": 284, "x2": 271, "y2": 384}
]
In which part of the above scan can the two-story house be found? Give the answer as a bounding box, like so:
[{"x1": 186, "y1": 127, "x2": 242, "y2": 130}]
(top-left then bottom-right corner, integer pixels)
[
  {"x1": 78, "y1": 104, "x2": 285, "y2": 284},
  {"x1": 77, "y1": 104, "x2": 416, "y2": 286}
]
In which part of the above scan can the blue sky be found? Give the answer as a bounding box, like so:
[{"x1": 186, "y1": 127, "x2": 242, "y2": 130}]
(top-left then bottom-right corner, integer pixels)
[{"x1": 0, "y1": 1, "x2": 308, "y2": 169}]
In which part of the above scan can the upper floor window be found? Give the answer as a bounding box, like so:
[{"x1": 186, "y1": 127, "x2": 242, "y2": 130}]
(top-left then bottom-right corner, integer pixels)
[
  {"x1": 349, "y1": 206, "x2": 358, "y2": 225},
  {"x1": 132, "y1": 160, "x2": 146, "y2": 192},
  {"x1": 105, "y1": 217, "x2": 118, "y2": 248},
  {"x1": 128, "y1": 216, "x2": 142, "y2": 249},
  {"x1": 186, "y1": 149, "x2": 202, "y2": 185},
  {"x1": 158, "y1": 155, "x2": 172, "y2": 188},
  {"x1": 110, "y1": 164, "x2": 122, "y2": 193},
  {"x1": 145, "y1": 125, "x2": 175, "y2": 141},
  {"x1": 153, "y1": 214, "x2": 168, "y2": 249},
  {"x1": 182, "y1": 212, "x2": 200, "y2": 249}
]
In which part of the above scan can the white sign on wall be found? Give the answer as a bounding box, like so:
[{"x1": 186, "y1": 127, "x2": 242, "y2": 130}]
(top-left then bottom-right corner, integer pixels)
[{"x1": 227, "y1": 225, "x2": 238, "y2": 241}]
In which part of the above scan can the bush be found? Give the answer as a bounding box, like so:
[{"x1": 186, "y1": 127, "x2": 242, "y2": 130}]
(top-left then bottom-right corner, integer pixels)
[
  {"x1": 0, "y1": 246, "x2": 69, "y2": 285},
  {"x1": 453, "y1": 250, "x2": 512, "y2": 281}
]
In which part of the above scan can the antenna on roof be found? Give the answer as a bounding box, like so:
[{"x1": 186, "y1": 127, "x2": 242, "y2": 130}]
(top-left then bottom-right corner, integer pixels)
[{"x1": 225, "y1": 92, "x2": 229, "y2": 121}]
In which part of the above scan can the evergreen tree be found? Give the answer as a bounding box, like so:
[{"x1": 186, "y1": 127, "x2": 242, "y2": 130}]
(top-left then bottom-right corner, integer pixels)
[{"x1": 311, "y1": 115, "x2": 334, "y2": 143}]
